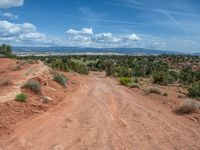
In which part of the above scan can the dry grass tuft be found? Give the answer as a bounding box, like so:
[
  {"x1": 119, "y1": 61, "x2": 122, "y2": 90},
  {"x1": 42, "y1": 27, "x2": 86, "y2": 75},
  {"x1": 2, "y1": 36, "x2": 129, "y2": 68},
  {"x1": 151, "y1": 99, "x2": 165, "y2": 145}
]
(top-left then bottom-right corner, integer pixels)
[
  {"x1": 175, "y1": 99, "x2": 200, "y2": 114},
  {"x1": 144, "y1": 87, "x2": 162, "y2": 95},
  {"x1": 22, "y1": 79, "x2": 41, "y2": 94}
]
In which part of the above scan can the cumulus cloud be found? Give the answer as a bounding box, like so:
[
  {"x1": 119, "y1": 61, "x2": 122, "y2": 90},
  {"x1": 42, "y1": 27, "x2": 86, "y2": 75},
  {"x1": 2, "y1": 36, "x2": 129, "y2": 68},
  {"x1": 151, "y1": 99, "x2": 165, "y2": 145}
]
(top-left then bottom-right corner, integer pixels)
[
  {"x1": 66, "y1": 28, "x2": 93, "y2": 35},
  {"x1": 65, "y1": 27, "x2": 140, "y2": 47},
  {"x1": 0, "y1": 20, "x2": 49, "y2": 45},
  {"x1": 126, "y1": 34, "x2": 140, "y2": 41},
  {"x1": 19, "y1": 33, "x2": 46, "y2": 42},
  {"x1": 0, "y1": 0, "x2": 24, "y2": 8},
  {"x1": 0, "y1": 20, "x2": 35, "y2": 37},
  {"x1": 2, "y1": 12, "x2": 18, "y2": 19},
  {"x1": 94, "y1": 33, "x2": 121, "y2": 43}
]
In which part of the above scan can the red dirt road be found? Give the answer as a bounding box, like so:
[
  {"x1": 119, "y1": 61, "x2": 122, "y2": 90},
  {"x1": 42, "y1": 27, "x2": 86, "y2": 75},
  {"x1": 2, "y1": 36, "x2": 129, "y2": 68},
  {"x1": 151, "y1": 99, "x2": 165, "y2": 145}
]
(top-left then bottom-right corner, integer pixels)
[{"x1": 1, "y1": 72, "x2": 200, "y2": 150}]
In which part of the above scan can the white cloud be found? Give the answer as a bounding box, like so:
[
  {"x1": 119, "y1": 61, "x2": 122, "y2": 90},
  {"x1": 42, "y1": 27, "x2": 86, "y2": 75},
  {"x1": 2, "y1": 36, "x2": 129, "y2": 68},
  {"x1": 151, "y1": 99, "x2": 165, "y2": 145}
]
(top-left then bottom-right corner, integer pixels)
[
  {"x1": 66, "y1": 28, "x2": 93, "y2": 35},
  {"x1": 127, "y1": 33, "x2": 140, "y2": 41},
  {"x1": 0, "y1": 20, "x2": 35, "y2": 37},
  {"x1": 0, "y1": 20, "x2": 49, "y2": 45},
  {"x1": 2, "y1": 12, "x2": 18, "y2": 19},
  {"x1": 65, "y1": 28, "x2": 141, "y2": 48},
  {"x1": 94, "y1": 33, "x2": 121, "y2": 43},
  {"x1": 19, "y1": 33, "x2": 46, "y2": 42},
  {"x1": 0, "y1": 0, "x2": 24, "y2": 8}
]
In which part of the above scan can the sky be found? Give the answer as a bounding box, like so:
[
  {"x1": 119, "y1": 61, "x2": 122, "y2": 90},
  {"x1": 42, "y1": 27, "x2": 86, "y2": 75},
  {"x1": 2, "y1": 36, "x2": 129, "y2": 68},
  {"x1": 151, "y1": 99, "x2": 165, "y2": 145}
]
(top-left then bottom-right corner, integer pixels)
[{"x1": 0, "y1": 0, "x2": 200, "y2": 52}]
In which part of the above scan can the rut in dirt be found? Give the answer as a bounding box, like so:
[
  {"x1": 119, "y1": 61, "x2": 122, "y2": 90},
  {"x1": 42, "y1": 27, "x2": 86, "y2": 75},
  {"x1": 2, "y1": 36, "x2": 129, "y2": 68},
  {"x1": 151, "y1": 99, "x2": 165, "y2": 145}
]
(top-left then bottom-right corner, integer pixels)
[{"x1": 1, "y1": 72, "x2": 200, "y2": 150}]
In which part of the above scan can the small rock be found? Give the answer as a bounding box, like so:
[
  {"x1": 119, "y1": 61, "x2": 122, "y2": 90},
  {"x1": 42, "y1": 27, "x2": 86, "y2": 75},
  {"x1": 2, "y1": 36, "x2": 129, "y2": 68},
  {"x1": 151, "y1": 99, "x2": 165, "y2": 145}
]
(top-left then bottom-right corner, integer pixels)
[{"x1": 41, "y1": 96, "x2": 53, "y2": 103}]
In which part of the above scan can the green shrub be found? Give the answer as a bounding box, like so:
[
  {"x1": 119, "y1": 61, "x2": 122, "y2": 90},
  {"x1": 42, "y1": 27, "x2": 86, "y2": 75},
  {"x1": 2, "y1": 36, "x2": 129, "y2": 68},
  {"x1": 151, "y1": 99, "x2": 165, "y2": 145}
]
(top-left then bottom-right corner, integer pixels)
[
  {"x1": 53, "y1": 73, "x2": 68, "y2": 87},
  {"x1": 68, "y1": 61, "x2": 89, "y2": 74},
  {"x1": 112, "y1": 66, "x2": 132, "y2": 77},
  {"x1": 153, "y1": 71, "x2": 175, "y2": 85},
  {"x1": 145, "y1": 87, "x2": 162, "y2": 95},
  {"x1": 23, "y1": 80, "x2": 41, "y2": 94},
  {"x1": 0, "y1": 44, "x2": 12, "y2": 56},
  {"x1": 51, "y1": 59, "x2": 68, "y2": 71},
  {"x1": 119, "y1": 77, "x2": 132, "y2": 86},
  {"x1": 169, "y1": 70, "x2": 179, "y2": 80},
  {"x1": 188, "y1": 81, "x2": 200, "y2": 99},
  {"x1": 15, "y1": 93, "x2": 28, "y2": 102},
  {"x1": 194, "y1": 69, "x2": 200, "y2": 81},
  {"x1": 179, "y1": 66, "x2": 194, "y2": 85}
]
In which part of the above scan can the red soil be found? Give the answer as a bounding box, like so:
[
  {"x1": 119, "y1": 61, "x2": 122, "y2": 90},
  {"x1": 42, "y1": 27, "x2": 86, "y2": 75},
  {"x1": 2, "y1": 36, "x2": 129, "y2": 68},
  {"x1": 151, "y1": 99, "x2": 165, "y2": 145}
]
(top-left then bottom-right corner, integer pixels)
[
  {"x1": 0, "y1": 59, "x2": 80, "y2": 137},
  {"x1": 0, "y1": 71, "x2": 199, "y2": 150}
]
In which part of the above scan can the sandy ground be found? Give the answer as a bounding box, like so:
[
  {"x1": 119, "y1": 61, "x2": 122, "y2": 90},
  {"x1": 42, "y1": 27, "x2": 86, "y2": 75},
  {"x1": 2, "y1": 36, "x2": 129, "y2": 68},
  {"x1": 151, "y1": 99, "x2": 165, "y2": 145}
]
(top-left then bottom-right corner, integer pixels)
[{"x1": 0, "y1": 72, "x2": 200, "y2": 150}]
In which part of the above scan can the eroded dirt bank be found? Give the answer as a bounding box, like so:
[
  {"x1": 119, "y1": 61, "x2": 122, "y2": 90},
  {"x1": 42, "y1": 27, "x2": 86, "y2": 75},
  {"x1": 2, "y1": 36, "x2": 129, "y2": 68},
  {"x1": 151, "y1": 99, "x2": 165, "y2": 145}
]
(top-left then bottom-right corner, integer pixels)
[{"x1": 0, "y1": 72, "x2": 200, "y2": 150}]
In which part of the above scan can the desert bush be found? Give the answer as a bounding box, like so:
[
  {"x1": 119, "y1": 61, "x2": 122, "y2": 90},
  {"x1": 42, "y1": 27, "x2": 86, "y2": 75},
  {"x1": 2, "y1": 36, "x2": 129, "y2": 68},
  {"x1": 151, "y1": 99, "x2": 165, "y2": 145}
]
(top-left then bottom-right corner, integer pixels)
[
  {"x1": 175, "y1": 99, "x2": 200, "y2": 114},
  {"x1": 68, "y1": 61, "x2": 89, "y2": 74},
  {"x1": 169, "y1": 70, "x2": 179, "y2": 80},
  {"x1": 132, "y1": 61, "x2": 168, "y2": 77},
  {"x1": 15, "y1": 93, "x2": 28, "y2": 102},
  {"x1": 53, "y1": 73, "x2": 68, "y2": 87},
  {"x1": 188, "y1": 81, "x2": 200, "y2": 99},
  {"x1": 111, "y1": 66, "x2": 132, "y2": 77},
  {"x1": 127, "y1": 82, "x2": 140, "y2": 89},
  {"x1": 179, "y1": 66, "x2": 194, "y2": 85},
  {"x1": 153, "y1": 71, "x2": 175, "y2": 85},
  {"x1": 0, "y1": 78, "x2": 12, "y2": 86},
  {"x1": 104, "y1": 60, "x2": 115, "y2": 76},
  {"x1": 23, "y1": 79, "x2": 41, "y2": 94},
  {"x1": 0, "y1": 44, "x2": 12, "y2": 56},
  {"x1": 119, "y1": 77, "x2": 132, "y2": 86},
  {"x1": 145, "y1": 87, "x2": 162, "y2": 95},
  {"x1": 194, "y1": 69, "x2": 200, "y2": 81},
  {"x1": 51, "y1": 59, "x2": 68, "y2": 71}
]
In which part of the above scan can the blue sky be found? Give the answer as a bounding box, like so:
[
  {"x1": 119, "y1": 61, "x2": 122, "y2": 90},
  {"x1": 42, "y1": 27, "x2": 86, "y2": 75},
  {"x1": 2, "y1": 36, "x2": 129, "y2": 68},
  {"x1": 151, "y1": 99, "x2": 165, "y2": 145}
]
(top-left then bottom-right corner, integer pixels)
[{"x1": 0, "y1": 0, "x2": 200, "y2": 52}]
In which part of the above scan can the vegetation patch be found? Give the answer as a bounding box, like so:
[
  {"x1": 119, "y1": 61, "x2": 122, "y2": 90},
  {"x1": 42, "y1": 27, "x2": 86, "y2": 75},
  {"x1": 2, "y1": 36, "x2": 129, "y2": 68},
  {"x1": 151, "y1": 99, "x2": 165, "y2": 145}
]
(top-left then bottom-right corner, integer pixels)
[
  {"x1": 119, "y1": 77, "x2": 132, "y2": 86},
  {"x1": 153, "y1": 71, "x2": 176, "y2": 85},
  {"x1": 188, "y1": 81, "x2": 200, "y2": 99},
  {"x1": 68, "y1": 61, "x2": 89, "y2": 74},
  {"x1": 127, "y1": 82, "x2": 140, "y2": 89},
  {"x1": 145, "y1": 87, "x2": 162, "y2": 95},
  {"x1": 0, "y1": 44, "x2": 13, "y2": 57},
  {"x1": 53, "y1": 73, "x2": 68, "y2": 87},
  {"x1": 15, "y1": 93, "x2": 28, "y2": 103},
  {"x1": 23, "y1": 79, "x2": 41, "y2": 94},
  {"x1": 175, "y1": 99, "x2": 200, "y2": 114}
]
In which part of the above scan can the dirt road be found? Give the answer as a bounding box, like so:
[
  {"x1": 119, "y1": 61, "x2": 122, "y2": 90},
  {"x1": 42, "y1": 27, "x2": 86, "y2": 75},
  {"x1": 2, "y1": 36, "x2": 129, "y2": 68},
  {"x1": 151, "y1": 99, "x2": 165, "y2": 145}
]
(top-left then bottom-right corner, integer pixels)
[{"x1": 1, "y1": 72, "x2": 200, "y2": 150}]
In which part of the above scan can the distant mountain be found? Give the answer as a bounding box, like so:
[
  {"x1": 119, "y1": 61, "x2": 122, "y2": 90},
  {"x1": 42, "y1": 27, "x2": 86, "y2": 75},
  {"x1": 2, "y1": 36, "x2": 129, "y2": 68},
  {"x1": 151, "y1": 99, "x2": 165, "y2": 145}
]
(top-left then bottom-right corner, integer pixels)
[{"x1": 13, "y1": 47, "x2": 200, "y2": 56}]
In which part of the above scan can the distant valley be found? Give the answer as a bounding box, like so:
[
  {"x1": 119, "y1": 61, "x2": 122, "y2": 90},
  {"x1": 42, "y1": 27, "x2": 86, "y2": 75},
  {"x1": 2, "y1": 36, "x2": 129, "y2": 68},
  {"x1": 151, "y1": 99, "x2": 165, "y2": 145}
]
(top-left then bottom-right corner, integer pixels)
[{"x1": 13, "y1": 47, "x2": 200, "y2": 56}]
